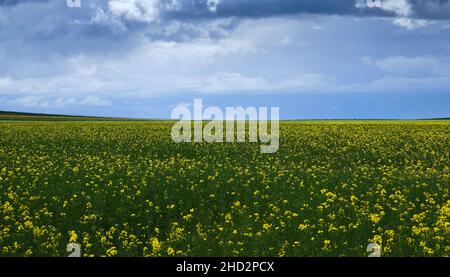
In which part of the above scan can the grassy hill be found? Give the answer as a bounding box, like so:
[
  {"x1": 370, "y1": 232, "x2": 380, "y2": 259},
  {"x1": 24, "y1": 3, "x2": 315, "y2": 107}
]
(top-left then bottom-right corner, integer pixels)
[
  {"x1": 1, "y1": 110, "x2": 448, "y2": 121},
  {"x1": 0, "y1": 111, "x2": 126, "y2": 121}
]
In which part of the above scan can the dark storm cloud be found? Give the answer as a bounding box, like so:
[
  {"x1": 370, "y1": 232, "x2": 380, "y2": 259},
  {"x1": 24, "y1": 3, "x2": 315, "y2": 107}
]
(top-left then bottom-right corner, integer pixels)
[
  {"x1": 0, "y1": 0, "x2": 47, "y2": 6},
  {"x1": 164, "y1": 0, "x2": 370, "y2": 19},
  {"x1": 1, "y1": 0, "x2": 450, "y2": 20},
  {"x1": 413, "y1": 0, "x2": 450, "y2": 19},
  {"x1": 160, "y1": 0, "x2": 450, "y2": 20}
]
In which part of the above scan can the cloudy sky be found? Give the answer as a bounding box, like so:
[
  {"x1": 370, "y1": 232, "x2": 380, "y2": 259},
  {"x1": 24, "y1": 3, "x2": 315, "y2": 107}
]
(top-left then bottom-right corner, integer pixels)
[{"x1": 0, "y1": 0, "x2": 449, "y2": 119}]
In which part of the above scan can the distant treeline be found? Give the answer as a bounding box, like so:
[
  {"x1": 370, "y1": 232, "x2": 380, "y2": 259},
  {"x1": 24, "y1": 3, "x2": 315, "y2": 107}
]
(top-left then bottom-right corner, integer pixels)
[{"x1": 0, "y1": 111, "x2": 125, "y2": 121}]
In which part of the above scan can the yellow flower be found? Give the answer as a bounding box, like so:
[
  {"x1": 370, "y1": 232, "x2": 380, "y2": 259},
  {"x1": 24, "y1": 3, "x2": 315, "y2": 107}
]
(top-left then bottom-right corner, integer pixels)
[
  {"x1": 167, "y1": 247, "x2": 175, "y2": 256},
  {"x1": 350, "y1": 195, "x2": 358, "y2": 203},
  {"x1": 298, "y1": 224, "x2": 308, "y2": 231},
  {"x1": 24, "y1": 220, "x2": 33, "y2": 229},
  {"x1": 224, "y1": 213, "x2": 232, "y2": 223},
  {"x1": 150, "y1": 237, "x2": 161, "y2": 252},
  {"x1": 106, "y1": 247, "x2": 118, "y2": 257},
  {"x1": 68, "y1": 230, "x2": 78, "y2": 243},
  {"x1": 262, "y1": 223, "x2": 272, "y2": 231},
  {"x1": 371, "y1": 235, "x2": 383, "y2": 246},
  {"x1": 322, "y1": 240, "x2": 331, "y2": 251},
  {"x1": 370, "y1": 213, "x2": 382, "y2": 224}
]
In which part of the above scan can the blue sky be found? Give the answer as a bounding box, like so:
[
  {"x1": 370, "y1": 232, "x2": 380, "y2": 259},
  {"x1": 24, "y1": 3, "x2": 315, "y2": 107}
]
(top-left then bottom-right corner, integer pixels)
[{"x1": 0, "y1": 0, "x2": 449, "y2": 119}]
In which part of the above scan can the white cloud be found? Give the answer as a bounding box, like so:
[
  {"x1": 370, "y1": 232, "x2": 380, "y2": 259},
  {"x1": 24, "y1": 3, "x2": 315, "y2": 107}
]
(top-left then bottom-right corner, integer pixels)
[
  {"x1": 1, "y1": 17, "x2": 322, "y2": 98},
  {"x1": 195, "y1": 72, "x2": 268, "y2": 93},
  {"x1": 0, "y1": 77, "x2": 12, "y2": 88},
  {"x1": 132, "y1": 39, "x2": 258, "y2": 69},
  {"x1": 106, "y1": 0, "x2": 160, "y2": 23},
  {"x1": 8, "y1": 96, "x2": 77, "y2": 108},
  {"x1": 391, "y1": 18, "x2": 429, "y2": 29},
  {"x1": 381, "y1": 0, "x2": 412, "y2": 17},
  {"x1": 280, "y1": 36, "x2": 293, "y2": 46},
  {"x1": 7, "y1": 95, "x2": 112, "y2": 109},
  {"x1": 311, "y1": 23, "x2": 325, "y2": 31},
  {"x1": 90, "y1": 7, "x2": 127, "y2": 31},
  {"x1": 357, "y1": 0, "x2": 412, "y2": 17},
  {"x1": 357, "y1": 0, "x2": 429, "y2": 30},
  {"x1": 0, "y1": 10, "x2": 448, "y2": 112},
  {"x1": 54, "y1": 97, "x2": 78, "y2": 107},
  {"x1": 9, "y1": 96, "x2": 47, "y2": 108},
  {"x1": 337, "y1": 75, "x2": 450, "y2": 93},
  {"x1": 169, "y1": 102, "x2": 193, "y2": 109},
  {"x1": 207, "y1": 0, "x2": 221, "y2": 13},
  {"x1": 80, "y1": 96, "x2": 112, "y2": 107},
  {"x1": 0, "y1": 33, "x2": 260, "y2": 99},
  {"x1": 278, "y1": 74, "x2": 336, "y2": 92},
  {"x1": 164, "y1": 0, "x2": 182, "y2": 12},
  {"x1": 160, "y1": 73, "x2": 335, "y2": 94},
  {"x1": 365, "y1": 55, "x2": 450, "y2": 76}
]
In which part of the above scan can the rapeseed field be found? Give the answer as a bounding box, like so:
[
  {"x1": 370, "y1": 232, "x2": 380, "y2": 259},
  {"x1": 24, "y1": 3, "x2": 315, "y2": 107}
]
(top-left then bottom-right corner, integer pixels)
[{"x1": 0, "y1": 121, "x2": 448, "y2": 256}]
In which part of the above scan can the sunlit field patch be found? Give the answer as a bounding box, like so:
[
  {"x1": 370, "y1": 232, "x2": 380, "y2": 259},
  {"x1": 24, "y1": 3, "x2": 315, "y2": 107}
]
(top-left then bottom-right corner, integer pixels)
[{"x1": 0, "y1": 121, "x2": 449, "y2": 257}]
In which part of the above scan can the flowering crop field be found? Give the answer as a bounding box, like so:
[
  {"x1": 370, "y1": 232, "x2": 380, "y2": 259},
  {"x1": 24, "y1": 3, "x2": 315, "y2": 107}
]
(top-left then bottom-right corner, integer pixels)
[{"x1": 0, "y1": 121, "x2": 449, "y2": 257}]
